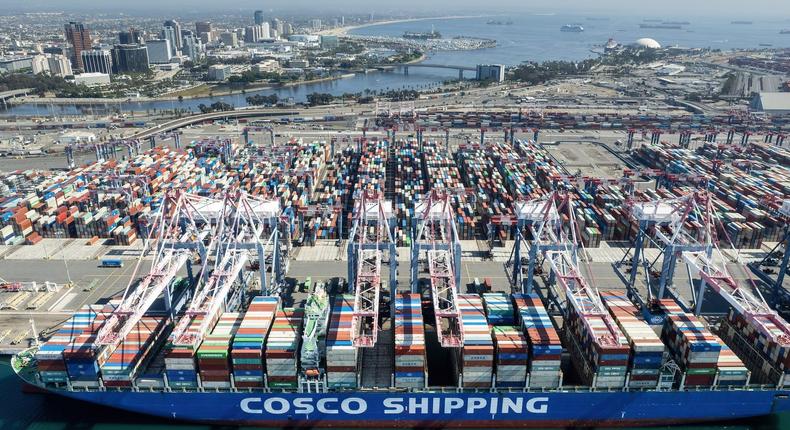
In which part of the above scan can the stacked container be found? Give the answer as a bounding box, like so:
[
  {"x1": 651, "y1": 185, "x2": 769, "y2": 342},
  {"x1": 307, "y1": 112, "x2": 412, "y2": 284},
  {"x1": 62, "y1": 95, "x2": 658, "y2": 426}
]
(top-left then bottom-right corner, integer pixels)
[
  {"x1": 600, "y1": 291, "x2": 666, "y2": 388},
  {"x1": 483, "y1": 292, "x2": 516, "y2": 325},
  {"x1": 231, "y1": 296, "x2": 279, "y2": 388},
  {"x1": 565, "y1": 295, "x2": 630, "y2": 388},
  {"x1": 458, "y1": 294, "x2": 494, "y2": 388},
  {"x1": 197, "y1": 312, "x2": 243, "y2": 389},
  {"x1": 61, "y1": 304, "x2": 115, "y2": 386},
  {"x1": 36, "y1": 304, "x2": 106, "y2": 384},
  {"x1": 265, "y1": 308, "x2": 304, "y2": 389},
  {"x1": 492, "y1": 326, "x2": 528, "y2": 387},
  {"x1": 719, "y1": 306, "x2": 790, "y2": 386},
  {"x1": 658, "y1": 300, "x2": 722, "y2": 387},
  {"x1": 164, "y1": 314, "x2": 215, "y2": 389},
  {"x1": 513, "y1": 293, "x2": 562, "y2": 388},
  {"x1": 100, "y1": 316, "x2": 167, "y2": 387},
  {"x1": 716, "y1": 344, "x2": 749, "y2": 387},
  {"x1": 326, "y1": 294, "x2": 357, "y2": 388},
  {"x1": 394, "y1": 293, "x2": 426, "y2": 388}
]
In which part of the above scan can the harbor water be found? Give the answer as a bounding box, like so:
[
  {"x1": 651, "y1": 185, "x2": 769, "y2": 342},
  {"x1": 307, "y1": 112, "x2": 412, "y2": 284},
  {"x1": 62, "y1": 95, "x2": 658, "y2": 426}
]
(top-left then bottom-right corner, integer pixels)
[{"x1": 2, "y1": 14, "x2": 790, "y2": 116}]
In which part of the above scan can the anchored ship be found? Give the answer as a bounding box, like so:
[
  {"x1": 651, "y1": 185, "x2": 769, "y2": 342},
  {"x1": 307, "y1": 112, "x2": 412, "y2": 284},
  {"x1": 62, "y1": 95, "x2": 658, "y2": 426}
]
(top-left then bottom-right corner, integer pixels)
[{"x1": 560, "y1": 24, "x2": 584, "y2": 32}]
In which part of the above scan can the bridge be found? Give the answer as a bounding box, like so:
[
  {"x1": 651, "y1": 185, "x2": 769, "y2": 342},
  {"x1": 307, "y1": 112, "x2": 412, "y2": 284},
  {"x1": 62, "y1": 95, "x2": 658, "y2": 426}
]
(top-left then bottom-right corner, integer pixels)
[
  {"x1": 374, "y1": 63, "x2": 477, "y2": 80},
  {"x1": 0, "y1": 89, "x2": 32, "y2": 109}
]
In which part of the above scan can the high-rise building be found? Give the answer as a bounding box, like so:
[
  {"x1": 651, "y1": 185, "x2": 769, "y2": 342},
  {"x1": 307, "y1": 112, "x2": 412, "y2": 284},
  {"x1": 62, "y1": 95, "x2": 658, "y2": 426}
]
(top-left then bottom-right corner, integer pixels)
[
  {"x1": 340, "y1": 16, "x2": 345, "y2": 26},
  {"x1": 119, "y1": 28, "x2": 144, "y2": 45},
  {"x1": 283, "y1": 23, "x2": 294, "y2": 36},
  {"x1": 64, "y1": 21, "x2": 92, "y2": 70},
  {"x1": 244, "y1": 26, "x2": 260, "y2": 43},
  {"x1": 195, "y1": 21, "x2": 213, "y2": 36},
  {"x1": 81, "y1": 49, "x2": 113, "y2": 75},
  {"x1": 220, "y1": 32, "x2": 238, "y2": 48},
  {"x1": 476, "y1": 64, "x2": 505, "y2": 82},
  {"x1": 163, "y1": 20, "x2": 183, "y2": 50},
  {"x1": 181, "y1": 31, "x2": 202, "y2": 60},
  {"x1": 254, "y1": 10, "x2": 264, "y2": 25},
  {"x1": 111, "y1": 44, "x2": 149, "y2": 74},
  {"x1": 146, "y1": 39, "x2": 172, "y2": 64},
  {"x1": 47, "y1": 54, "x2": 73, "y2": 77},
  {"x1": 272, "y1": 18, "x2": 283, "y2": 34},
  {"x1": 310, "y1": 19, "x2": 322, "y2": 31},
  {"x1": 31, "y1": 55, "x2": 50, "y2": 75},
  {"x1": 260, "y1": 23, "x2": 270, "y2": 39},
  {"x1": 162, "y1": 27, "x2": 179, "y2": 57}
]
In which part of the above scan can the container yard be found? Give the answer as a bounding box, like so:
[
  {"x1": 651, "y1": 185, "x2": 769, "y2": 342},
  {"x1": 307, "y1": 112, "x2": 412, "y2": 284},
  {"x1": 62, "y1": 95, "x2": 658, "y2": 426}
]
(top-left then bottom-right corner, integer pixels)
[{"x1": 4, "y1": 112, "x2": 790, "y2": 427}]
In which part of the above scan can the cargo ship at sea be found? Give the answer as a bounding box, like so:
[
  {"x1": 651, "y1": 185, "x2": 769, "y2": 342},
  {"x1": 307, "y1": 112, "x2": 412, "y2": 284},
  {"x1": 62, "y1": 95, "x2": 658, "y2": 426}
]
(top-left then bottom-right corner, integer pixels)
[
  {"x1": 8, "y1": 130, "x2": 790, "y2": 427},
  {"x1": 640, "y1": 24, "x2": 683, "y2": 30},
  {"x1": 560, "y1": 24, "x2": 584, "y2": 32}
]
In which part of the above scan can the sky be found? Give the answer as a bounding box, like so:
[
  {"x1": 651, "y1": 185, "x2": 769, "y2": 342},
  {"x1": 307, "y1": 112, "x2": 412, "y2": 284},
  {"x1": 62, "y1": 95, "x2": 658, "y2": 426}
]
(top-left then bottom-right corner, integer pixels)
[{"x1": 6, "y1": 0, "x2": 790, "y2": 18}]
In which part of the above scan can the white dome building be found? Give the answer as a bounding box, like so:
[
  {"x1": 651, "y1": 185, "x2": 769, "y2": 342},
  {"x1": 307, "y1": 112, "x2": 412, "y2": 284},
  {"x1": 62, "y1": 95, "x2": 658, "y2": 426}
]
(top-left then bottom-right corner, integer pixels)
[{"x1": 635, "y1": 38, "x2": 661, "y2": 49}]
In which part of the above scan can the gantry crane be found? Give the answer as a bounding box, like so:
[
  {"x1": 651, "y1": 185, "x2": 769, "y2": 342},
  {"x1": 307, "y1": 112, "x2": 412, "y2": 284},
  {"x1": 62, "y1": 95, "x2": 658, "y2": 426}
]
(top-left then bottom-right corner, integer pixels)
[
  {"x1": 346, "y1": 190, "x2": 396, "y2": 348},
  {"x1": 613, "y1": 193, "x2": 709, "y2": 322},
  {"x1": 674, "y1": 193, "x2": 790, "y2": 386},
  {"x1": 749, "y1": 199, "x2": 790, "y2": 307},
  {"x1": 300, "y1": 281, "x2": 330, "y2": 387},
  {"x1": 168, "y1": 192, "x2": 285, "y2": 349},
  {"x1": 509, "y1": 192, "x2": 577, "y2": 301},
  {"x1": 94, "y1": 192, "x2": 222, "y2": 351},
  {"x1": 410, "y1": 190, "x2": 463, "y2": 347}
]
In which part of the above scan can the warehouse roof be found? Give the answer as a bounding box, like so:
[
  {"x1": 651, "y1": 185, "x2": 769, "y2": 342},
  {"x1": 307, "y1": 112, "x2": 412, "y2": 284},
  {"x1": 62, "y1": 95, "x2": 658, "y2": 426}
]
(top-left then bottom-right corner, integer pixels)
[{"x1": 752, "y1": 92, "x2": 790, "y2": 112}]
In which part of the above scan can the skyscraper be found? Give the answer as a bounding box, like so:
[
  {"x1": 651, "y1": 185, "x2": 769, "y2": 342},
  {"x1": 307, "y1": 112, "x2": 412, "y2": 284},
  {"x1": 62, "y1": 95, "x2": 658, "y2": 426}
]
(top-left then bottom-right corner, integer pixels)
[
  {"x1": 119, "y1": 28, "x2": 144, "y2": 45},
  {"x1": 195, "y1": 21, "x2": 213, "y2": 36},
  {"x1": 146, "y1": 39, "x2": 172, "y2": 64},
  {"x1": 254, "y1": 10, "x2": 264, "y2": 25},
  {"x1": 64, "y1": 21, "x2": 92, "y2": 70},
  {"x1": 81, "y1": 49, "x2": 113, "y2": 75},
  {"x1": 111, "y1": 44, "x2": 149, "y2": 74},
  {"x1": 163, "y1": 20, "x2": 182, "y2": 54}
]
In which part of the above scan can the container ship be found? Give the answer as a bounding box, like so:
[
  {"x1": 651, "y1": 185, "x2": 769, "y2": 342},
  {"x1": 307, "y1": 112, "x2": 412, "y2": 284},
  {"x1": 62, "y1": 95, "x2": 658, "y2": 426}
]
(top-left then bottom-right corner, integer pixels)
[
  {"x1": 8, "y1": 129, "x2": 790, "y2": 427},
  {"x1": 639, "y1": 24, "x2": 682, "y2": 30},
  {"x1": 560, "y1": 24, "x2": 584, "y2": 32}
]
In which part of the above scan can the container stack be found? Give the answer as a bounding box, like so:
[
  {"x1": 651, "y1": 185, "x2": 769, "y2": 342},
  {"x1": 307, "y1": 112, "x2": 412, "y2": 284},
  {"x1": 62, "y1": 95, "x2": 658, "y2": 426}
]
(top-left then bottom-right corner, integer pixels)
[
  {"x1": 100, "y1": 316, "x2": 167, "y2": 387},
  {"x1": 394, "y1": 293, "x2": 426, "y2": 388},
  {"x1": 483, "y1": 293, "x2": 516, "y2": 325},
  {"x1": 457, "y1": 294, "x2": 494, "y2": 388},
  {"x1": 61, "y1": 303, "x2": 116, "y2": 386},
  {"x1": 565, "y1": 295, "x2": 631, "y2": 388},
  {"x1": 196, "y1": 312, "x2": 243, "y2": 389},
  {"x1": 716, "y1": 344, "x2": 749, "y2": 387},
  {"x1": 512, "y1": 293, "x2": 562, "y2": 388},
  {"x1": 658, "y1": 300, "x2": 722, "y2": 387},
  {"x1": 326, "y1": 294, "x2": 357, "y2": 388},
  {"x1": 231, "y1": 296, "x2": 279, "y2": 388},
  {"x1": 265, "y1": 308, "x2": 304, "y2": 389},
  {"x1": 164, "y1": 314, "x2": 215, "y2": 389},
  {"x1": 423, "y1": 142, "x2": 478, "y2": 239},
  {"x1": 36, "y1": 304, "x2": 106, "y2": 384},
  {"x1": 719, "y1": 306, "x2": 790, "y2": 385},
  {"x1": 492, "y1": 326, "x2": 528, "y2": 387},
  {"x1": 600, "y1": 291, "x2": 666, "y2": 388}
]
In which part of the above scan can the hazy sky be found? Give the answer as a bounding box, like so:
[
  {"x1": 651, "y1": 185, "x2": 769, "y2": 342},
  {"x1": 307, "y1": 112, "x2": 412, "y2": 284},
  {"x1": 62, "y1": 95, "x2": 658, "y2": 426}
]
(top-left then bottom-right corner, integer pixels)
[{"x1": 7, "y1": 0, "x2": 790, "y2": 17}]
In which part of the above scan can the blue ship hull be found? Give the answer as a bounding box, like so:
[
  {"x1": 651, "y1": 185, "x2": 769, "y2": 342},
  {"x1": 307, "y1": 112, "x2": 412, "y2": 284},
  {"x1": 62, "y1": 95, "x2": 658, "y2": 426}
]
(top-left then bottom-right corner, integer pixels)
[{"x1": 36, "y1": 387, "x2": 790, "y2": 427}]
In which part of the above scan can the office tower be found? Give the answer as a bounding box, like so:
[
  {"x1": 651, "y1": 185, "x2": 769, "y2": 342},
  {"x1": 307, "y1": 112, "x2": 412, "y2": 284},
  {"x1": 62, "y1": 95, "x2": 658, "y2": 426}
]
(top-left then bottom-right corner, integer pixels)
[
  {"x1": 119, "y1": 28, "x2": 144, "y2": 45},
  {"x1": 112, "y1": 44, "x2": 149, "y2": 74},
  {"x1": 195, "y1": 21, "x2": 213, "y2": 35},
  {"x1": 81, "y1": 49, "x2": 113, "y2": 75},
  {"x1": 146, "y1": 39, "x2": 172, "y2": 64},
  {"x1": 254, "y1": 10, "x2": 264, "y2": 25},
  {"x1": 64, "y1": 21, "x2": 92, "y2": 70}
]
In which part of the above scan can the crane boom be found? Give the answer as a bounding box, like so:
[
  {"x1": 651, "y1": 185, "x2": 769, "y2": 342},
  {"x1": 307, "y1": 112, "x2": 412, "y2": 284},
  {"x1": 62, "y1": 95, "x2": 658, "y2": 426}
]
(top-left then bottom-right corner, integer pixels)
[{"x1": 95, "y1": 192, "x2": 222, "y2": 349}]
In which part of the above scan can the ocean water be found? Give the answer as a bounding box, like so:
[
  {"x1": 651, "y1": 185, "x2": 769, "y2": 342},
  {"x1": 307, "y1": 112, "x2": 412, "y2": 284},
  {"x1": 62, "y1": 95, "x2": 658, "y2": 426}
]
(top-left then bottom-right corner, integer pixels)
[
  {"x1": 0, "y1": 357, "x2": 787, "y2": 429},
  {"x1": 3, "y1": 13, "x2": 789, "y2": 116}
]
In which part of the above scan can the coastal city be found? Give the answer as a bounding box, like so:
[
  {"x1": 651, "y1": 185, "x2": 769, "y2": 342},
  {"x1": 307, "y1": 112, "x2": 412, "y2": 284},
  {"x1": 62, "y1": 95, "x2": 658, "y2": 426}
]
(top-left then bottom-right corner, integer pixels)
[{"x1": 1, "y1": 0, "x2": 790, "y2": 428}]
